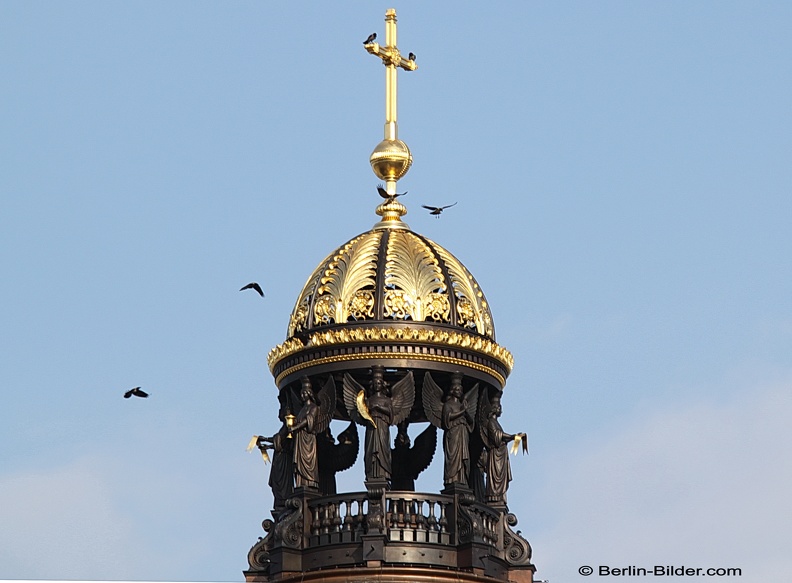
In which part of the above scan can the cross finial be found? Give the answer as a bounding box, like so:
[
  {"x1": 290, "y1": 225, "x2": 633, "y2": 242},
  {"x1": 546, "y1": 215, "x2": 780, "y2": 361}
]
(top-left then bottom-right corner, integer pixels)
[
  {"x1": 364, "y1": 8, "x2": 417, "y2": 142},
  {"x1": 365, "y1": 9, "x2": 417, "y2": 225}
]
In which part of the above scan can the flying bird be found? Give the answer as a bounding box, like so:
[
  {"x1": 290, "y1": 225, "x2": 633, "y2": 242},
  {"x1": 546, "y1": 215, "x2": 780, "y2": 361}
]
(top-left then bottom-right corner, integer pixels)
[
  {"x1": 409, "y1": 52, "x2": 416, "y2": 62},
  {"x1": 124, "y1": 387, "x2": 149, "y2": 399},
  {"x1": 240, "y1": 282, "x2": 264, "y2": 297},
  {"x1": 422, "y1": 203, "x2": 457, "y2": 218},
  {"x1": 376, "y1": 184, "x2": 407, "y2": 201},
  {"x1": 363, "y1": 32, "x2": 377, "y2": 45}
]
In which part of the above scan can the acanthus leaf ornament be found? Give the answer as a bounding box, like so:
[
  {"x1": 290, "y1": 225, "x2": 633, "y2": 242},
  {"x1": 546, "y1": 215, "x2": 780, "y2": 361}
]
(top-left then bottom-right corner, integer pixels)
[
  {"x1": 384, "y1": 230, "x2": 448, "y2": 323},
  {"x1": 314, "y1": 232, "x2": 381, "y2": 326}
]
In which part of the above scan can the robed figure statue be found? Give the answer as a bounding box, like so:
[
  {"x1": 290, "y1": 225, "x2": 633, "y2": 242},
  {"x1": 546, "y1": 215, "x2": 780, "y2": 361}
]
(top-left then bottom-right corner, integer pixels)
[
  {"x1": 478, "y1": 394, "x2": 517, "y2": 506},
  {"x1": 256, "y1": 389, "x2": 295, "y2": 513},
  {"x1": 343, "y1": 365, "x2": 414, "y2": 484},
  {"x1": 290, "y1": 375, "x2": 336, "y2": 490},
  {"x1": 423, "y1": 371, "x2": 478, "y2": 487},
  {"x1": 258, "y1": 421, "x2": 294, "y2": 511}
]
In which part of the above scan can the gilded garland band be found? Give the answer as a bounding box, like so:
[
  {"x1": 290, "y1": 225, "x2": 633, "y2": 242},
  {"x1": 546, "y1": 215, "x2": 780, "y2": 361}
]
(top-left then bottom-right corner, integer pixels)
[
  {"x1": 268, "y1": 325, "x2": 514, "y2": 384},
  {"x1": 273, "y1": 351, "x2": 508, "y2": 388}
]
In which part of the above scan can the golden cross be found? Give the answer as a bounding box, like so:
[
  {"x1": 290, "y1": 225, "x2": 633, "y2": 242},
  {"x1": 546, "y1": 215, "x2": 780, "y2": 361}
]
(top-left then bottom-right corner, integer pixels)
[{"x1": 364, "y1": 8, "x2": 417, "y2": 143}]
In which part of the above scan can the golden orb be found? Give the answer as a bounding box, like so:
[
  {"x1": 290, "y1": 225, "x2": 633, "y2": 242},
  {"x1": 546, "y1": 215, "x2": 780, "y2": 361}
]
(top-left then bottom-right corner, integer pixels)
[{"x1": 370, "y1": 139, "x2": 413, "y2": 181}]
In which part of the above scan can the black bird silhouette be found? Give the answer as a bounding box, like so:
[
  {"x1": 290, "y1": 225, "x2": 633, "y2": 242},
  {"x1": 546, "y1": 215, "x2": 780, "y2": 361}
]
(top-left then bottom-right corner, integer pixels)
[
  {"x1": 240, "y1": 282, "x2": 264, "y2": 297},
  {"x1": 422, "y1": 203, "x2": 457, "y2": 218},
  {"x1": 363, "y1": 33, "x2": 377, "y2": 45},
  {"x1": 376, "y1": 184, "x2": 407, "y2": 200},
  {"x1": 124, "y1": 387, "x2": 149, "y2": 399},
  {"x1": 409, "y1": 52, "x2": 416, "y2": 62}
]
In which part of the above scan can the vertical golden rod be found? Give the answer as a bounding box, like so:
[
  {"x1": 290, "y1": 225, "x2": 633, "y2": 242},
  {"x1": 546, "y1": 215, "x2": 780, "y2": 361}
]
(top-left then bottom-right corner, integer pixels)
[{"x1": 384, "y1": 9, "x2": 398, "y2": 142}]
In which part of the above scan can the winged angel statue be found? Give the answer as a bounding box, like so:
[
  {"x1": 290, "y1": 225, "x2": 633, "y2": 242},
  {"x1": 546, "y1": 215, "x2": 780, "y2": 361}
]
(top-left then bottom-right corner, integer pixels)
[
  {"x1": 317, "y1": 421, "x2": 359, "y2": 495},
  {"x1": 391, "y1": 421, "x2": 437, "y2": 491},
  {"x1": 343, "y1": 366, "x2": 415, "y2": 483},
  {"x1": 290, "y1": 375, "x2": 336, "y2": 490},
  {"x1": 478, "y1": 393, "x2": 520, "y2": 505},
  {"x1": 423, "y1": 372, "x2": 478, "y2": 487}
]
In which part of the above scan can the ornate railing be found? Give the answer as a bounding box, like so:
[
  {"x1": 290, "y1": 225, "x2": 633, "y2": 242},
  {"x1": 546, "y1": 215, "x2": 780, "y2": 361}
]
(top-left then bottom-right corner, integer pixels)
[
  {"x1": 385, "y1": 492, "x2": 452, "y2": 544},
  {"x1": 308, "y1": 494, "x2": 367, "y2": 546},
  {"x1": 457, "y1": 500, "x2": 501, "y2": 547},
  {"x1": 304, "y1": 491, "x2": 455, "y2": 547},
  {"x1": 248, "y1": 488, "x2": 532, "y2": 578}
]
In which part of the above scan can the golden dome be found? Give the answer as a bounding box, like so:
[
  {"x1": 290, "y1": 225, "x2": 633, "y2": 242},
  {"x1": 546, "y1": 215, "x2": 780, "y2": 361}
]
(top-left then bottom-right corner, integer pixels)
[
  {"x1": 288, "y1": 228, "x2": 494, "y2": 338},
  {"x1": 268, "y1": 222, "x2": 513, "y2": 388}
]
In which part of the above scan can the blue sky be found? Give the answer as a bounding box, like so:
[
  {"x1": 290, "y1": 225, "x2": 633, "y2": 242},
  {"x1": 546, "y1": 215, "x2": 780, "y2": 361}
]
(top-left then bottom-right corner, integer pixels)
[{"x1": 1, "y1": 2, "x2": 791, "y2": 581}]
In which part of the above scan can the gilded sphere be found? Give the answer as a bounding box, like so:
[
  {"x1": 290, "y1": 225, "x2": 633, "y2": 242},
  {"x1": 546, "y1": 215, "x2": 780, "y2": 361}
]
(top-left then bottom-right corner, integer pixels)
[{"x1": 370, "y1": 139, "x2": 413, "y2": 181}]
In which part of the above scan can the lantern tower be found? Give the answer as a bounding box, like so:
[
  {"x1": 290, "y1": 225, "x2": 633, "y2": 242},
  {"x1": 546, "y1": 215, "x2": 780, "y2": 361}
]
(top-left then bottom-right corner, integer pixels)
[{"x1": 245, "y1": 10, "x2": 536, "y2": 583}]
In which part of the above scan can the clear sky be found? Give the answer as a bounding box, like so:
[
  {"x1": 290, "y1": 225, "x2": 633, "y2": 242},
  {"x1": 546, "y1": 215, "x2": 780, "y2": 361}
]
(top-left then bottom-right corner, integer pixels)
[{"x1": 1, "y1": 2, "x2": 791, "y2": 581}]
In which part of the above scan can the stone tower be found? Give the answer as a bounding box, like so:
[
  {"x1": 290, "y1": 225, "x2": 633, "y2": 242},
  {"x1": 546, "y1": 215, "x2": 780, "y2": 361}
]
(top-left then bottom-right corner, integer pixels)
[{"x1": 245, "y1": 9, "x2": 535, "y2": 583}]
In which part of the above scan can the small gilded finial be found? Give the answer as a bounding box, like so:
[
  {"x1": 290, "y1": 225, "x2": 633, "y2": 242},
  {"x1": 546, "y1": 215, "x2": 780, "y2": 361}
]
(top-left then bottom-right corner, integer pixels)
[
  {"x1": 365, "y1": 8, "x2": 416, "y2": 227},
  {"x1": 374, "y1": 183, "x2": 409, "y2": 229}
]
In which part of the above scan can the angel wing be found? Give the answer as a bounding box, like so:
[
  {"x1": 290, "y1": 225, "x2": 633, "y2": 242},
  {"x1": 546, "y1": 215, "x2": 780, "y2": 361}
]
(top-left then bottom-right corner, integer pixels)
[
  {"x1": 477, "y1": 393, "x2": 494, "y2": 445},
  {"x1": 390, "y1": 371, "x2": 415, "y2": 426},
  {"x1": 422, "y1": 372, "x2": 444, "y2": 428},
  {"x1": 463, "y1": 383, "x2": 479, "y2": 432},
  {"x1": 314, "y1": 376, "x2": 336, "y2": 434},
  {"x1": 343, "y1": 373, "x2": 367, "y2": 426},
  {"x1": 408, "y1": 423, "x2": 438, "y2": 477},
  {"x1": 332, "y1": 421, "x2": 360, "y2": 472},
  {"x1": 278, "y1": 386, "x2": 297, "y2": 419}
]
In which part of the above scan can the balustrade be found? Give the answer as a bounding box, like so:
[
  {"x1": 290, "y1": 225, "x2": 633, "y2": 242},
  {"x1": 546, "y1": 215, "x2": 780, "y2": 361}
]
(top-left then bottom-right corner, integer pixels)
[
  {"x1": 249, "y1": 488, "x2": 530, "y2": 580},
  {"x1": 465, "y1": 502, "x2": 501, "y2": 547},
  {"x1": 385, "y1": 492, "x2": 452, "y2": 545},
  {"x1": 307, "y1": 493, "x2": 367, "y2": 546},
  {"x1": 300, "y1": 491, "x2": 499, "y2": 551}
]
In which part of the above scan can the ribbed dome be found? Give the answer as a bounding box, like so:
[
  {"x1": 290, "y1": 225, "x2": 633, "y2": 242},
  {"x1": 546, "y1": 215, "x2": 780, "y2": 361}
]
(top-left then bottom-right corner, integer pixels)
[
  {"x1": 286, "y1": 228, "x2": 495, "y2": 340},
  {"x1": 268, "y1": 222, "x2": 513, "y2": 389}
]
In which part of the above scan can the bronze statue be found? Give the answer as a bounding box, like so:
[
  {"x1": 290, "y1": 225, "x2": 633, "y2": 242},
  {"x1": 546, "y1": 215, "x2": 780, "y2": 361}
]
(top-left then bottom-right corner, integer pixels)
[
  {"x1": 256, "y1": 422, "x2": 294, "y2": 512},
  {"x1": 423, "y1": 372, "x2": 478, "y2": 487},
  {"x1": 290, "y1": 376, "x2": 336, "y2": 490},
  {"x1": 255, "y1": 389, "x2": 296, "y2": 512},
  {"x1": 478, "y1": 394, "x2": 517, "y2": 506},
  {"x1": 391, "y1": 421, "x2": 437, "y2": 491},
  {"x1": 343, "y1": 366, "x2": 414, "y2": 484},
  {"x1": 317, "y1": 421, "x2": 359, "y2": 495}
]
